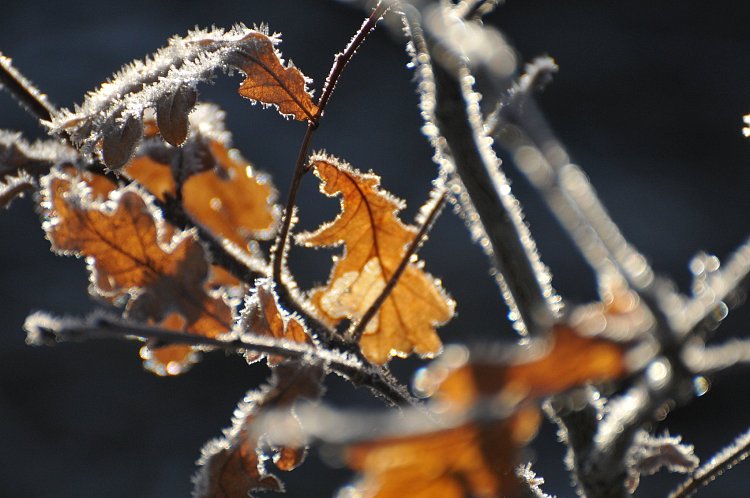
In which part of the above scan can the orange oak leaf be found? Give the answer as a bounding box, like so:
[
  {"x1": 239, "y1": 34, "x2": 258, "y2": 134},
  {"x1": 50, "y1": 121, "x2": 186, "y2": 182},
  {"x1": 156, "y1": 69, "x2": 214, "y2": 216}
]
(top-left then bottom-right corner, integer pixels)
[
  {"x1": 347, "y1": 407, "x2": 541, "y2": 498},
  {"x1": 239, "y1": 281, "x2": 312, "y2": 366},
  {"x1": 297, "y1": 155, "x2": 455, "y2": 364},
  {"x1": 233, "y1": 31, "x2": 319, "y2": 122},
  {"x1": 347, "y1": 326, "x2": 630, "y2": 498},
  {"x1": 41, "y1": 171, "x2": 232, "y2": 372},
  {"x1": 121, "y1": 129, "x2": 279, "y2": 254},
  {"x1": 418, "y1": 325, "x2": 629, "y2": 408},
  {"x1": 182, "y1": 140, "x2": 279, "y2": 248},
  {"x1": 194, "y1": 363, "x2": 325, "y2": 498}
]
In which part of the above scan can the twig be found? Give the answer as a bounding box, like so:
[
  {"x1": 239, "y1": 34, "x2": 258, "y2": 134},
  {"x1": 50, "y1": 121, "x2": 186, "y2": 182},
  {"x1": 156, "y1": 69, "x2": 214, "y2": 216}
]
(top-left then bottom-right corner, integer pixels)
[
  {"x1": 676, "y1": 236, "x2": 750, "y2": 337},
  {"x1": 0, "y1": 52, "x2": 56, "y2": 123},
  {"x1": 24, "y1": 311, "x2": 418, "y2": 407},
  {"x1": 684, "y1": 337, "x2": 750, "y2": 374},
  {"x1": 668, "y1": 427, "x2": 750, "y2": 498},
  {"x1": 349, "y1": 189, "x2": 447, "y2": 343},
  {"x1": 404, "y1": 7, "x2": 558, "y2": 336},
  {"x1": 316, "y1": 2, "x2": 388, "y2": 120},
  {"x1": 271, "y1": 3, "x2": 386, "y2": 286}
]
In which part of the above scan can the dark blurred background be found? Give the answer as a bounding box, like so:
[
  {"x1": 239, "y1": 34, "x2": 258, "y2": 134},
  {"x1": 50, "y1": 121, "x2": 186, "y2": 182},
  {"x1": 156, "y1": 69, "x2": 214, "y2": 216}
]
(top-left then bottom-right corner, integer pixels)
[{"x1": 2, "y1": 1, "x2": 750, "y2": 496}]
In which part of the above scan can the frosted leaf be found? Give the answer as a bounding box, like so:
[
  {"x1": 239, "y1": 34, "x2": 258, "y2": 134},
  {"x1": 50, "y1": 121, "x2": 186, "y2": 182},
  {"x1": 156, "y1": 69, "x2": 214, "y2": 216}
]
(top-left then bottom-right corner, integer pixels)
[{"x1": 48, "y1": 25, "x2": 317, "y2": 166}]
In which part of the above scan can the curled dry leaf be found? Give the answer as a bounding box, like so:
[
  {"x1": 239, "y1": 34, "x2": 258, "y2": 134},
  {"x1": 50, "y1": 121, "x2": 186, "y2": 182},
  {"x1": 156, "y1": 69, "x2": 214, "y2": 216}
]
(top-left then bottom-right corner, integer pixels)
[
  {"x1": 346, "y1": 326, "x2": 630, "y2": 498},
  {"x1": 194, "y1": 363, "x2": 325, "y2": 498},
  {"x1": 156, "y1": 84, "x2": 198, "y2": 146},
  {"x1": 239, "y1": 280, "x2": 312, "y2": 366},
  {"x1": 298, "y1": 155, "x2": 454, "y2": 364},
  {"x1": 41, "y1": 171, "x2": 232, "y2": 374}
]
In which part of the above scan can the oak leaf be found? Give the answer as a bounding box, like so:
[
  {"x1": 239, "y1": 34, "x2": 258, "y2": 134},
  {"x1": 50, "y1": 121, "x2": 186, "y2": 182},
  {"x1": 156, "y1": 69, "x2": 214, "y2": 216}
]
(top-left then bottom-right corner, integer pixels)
[
  {"x1": 121, "y1": 126, "x2": 279, "y2": 254},
  {"x1": 239, "y1": 281, "x2": 312, "y2": 366},
  {"x1": 347, "y1": 326, "x2": 630, "y2": 498},
  {"x1": 347, "y1": 407, "x2": 541, "y2": 498},
  {"x1": 232, "y1": 31, "x2": 319, "y2": 122},
  {"x1": 298, "y1": 155, "x2": 454, "y2": 364},
  {"x1": 194, "y1": 363, "x2": 325, "y2": 498},
  {"x1": 41, "y1": 171, "x2": 232, "y2": 373}
]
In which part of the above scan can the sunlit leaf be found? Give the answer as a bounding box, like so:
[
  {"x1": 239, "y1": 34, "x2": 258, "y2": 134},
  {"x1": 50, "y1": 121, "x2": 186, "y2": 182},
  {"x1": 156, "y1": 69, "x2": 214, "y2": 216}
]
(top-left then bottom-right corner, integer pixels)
[
  {"x1": 41, "y1": 171, "x2": 232, "y2": 373},
  {"x1": 347, "y1": 326, "x2": 630, "y2": 498},
  {"x1": 298, "y1": 155, "x2": 454, "y2": 364},
  {"x1": 121, "y1": 119, "x2": 280, "y2": 254},
  {"x1": 239, "y1": 280, "x2": 312, "y2": 366},
  {"x1": 233, "y1": 31, "x2": 319, "y2": 122}
]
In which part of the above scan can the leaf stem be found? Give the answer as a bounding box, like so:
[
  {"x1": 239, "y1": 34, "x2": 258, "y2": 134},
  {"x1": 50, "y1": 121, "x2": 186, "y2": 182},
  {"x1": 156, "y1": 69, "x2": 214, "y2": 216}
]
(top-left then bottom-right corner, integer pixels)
[{"x1": 349, "y1": 189, "x2": 447, "y2": 343}]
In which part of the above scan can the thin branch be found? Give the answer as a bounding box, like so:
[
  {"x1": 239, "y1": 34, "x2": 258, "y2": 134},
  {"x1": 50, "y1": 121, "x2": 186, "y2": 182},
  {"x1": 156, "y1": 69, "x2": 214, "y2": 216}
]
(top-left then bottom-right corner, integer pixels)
[
  {"x1": 668, "y1": 427, "x2": 750, "y2": 498},
  {"x1": 316, "y1": 2, "x2": 388, "y2": 119},
  {"x1": 24, "y1": 311, "x2": 418, "y2": 407},
  {"x1": 676, "y1": 236, "x2": 750, "y2": 337},
  {"x1": 0, "y1": 52, "x2": 56, "y2": 123},
  {"x1": 349, "y1": 188, "x2": 447, "y2": 343},
  {"x1": 271, "y1": 2, "x2": 386, "y2": 287},
  {"x1": 684, "y1": 337, "x2": 750, "y2": 374},
  {"x1": 406, "y1": 7, "x2": 558, "y2": 335},
  {"x1": 489, "y1": 59, "x2": 681, "y2": 349},
  {"x1": 271, "y1": 124, "x2": 315, "y2": 285}
]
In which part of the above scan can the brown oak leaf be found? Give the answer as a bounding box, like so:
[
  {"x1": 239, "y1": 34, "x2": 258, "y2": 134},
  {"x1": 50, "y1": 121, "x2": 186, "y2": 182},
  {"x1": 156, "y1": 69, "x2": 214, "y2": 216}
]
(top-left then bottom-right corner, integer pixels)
[
  {"x1": 232, "y1": 31, "x2": 319, "y2": 122},
  {"x1": 41, "y1": 171, "x2": 232, "y2": 373},
  {"x1": 194, "y1": 363, "x2": 325, "y2": 498},
  {"x1": 427, "y1": 325, "x2": 629, "y2": 406},
  {"x1": 347, "y1": 326, "x2": 630, "y2": 498},
  {"x1": 297, "y1": 155, "x2": 455, "y2": 364},
  {"x1": 239, "y1": 281, "x2": 312, "y2": 366},
  {"x1": 347, "y1": 407, "x2": 541, "y2": 498},
  {"x1": 121, "y1": 129, "x2": 279, "y2": 254}
]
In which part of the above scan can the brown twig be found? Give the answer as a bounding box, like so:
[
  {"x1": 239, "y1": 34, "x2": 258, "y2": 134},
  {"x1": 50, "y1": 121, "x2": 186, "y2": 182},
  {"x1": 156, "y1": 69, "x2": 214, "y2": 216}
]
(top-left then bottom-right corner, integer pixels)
[
  {"x1": 25, "y1": 311, "x2": 418, "y2": 407},
  {"x1": 271, "y1": 2, "x2": 387, "y2": 305},
  {"x1": 0, "y1": 52, "x2": 56, "y2": 123}
]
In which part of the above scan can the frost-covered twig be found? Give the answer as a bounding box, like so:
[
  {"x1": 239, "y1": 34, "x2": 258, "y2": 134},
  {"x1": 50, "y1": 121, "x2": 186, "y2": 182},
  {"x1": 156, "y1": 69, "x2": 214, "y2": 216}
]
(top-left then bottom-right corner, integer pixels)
[
  {"x1": 677, "y1": 236, "x2": 750, "y2": 337},
  {"x1": 0, "y1": 52, "x2": 56, "y2": 122},
  {"x1": 668, "y1": 427, "x2": 750, "y2": 498},
  {"x1": 402, "y1": 4, "x2": 559, "y2": 337},
  {"x1": 23, "y1": 311, "x2": 417, "y2": 407},
  {"x1": 490, "y1": 68, "x2": 681, "y2": 335},
  {"x1": 683, "y1": 336, "x2": 750, "y2": 374}
]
